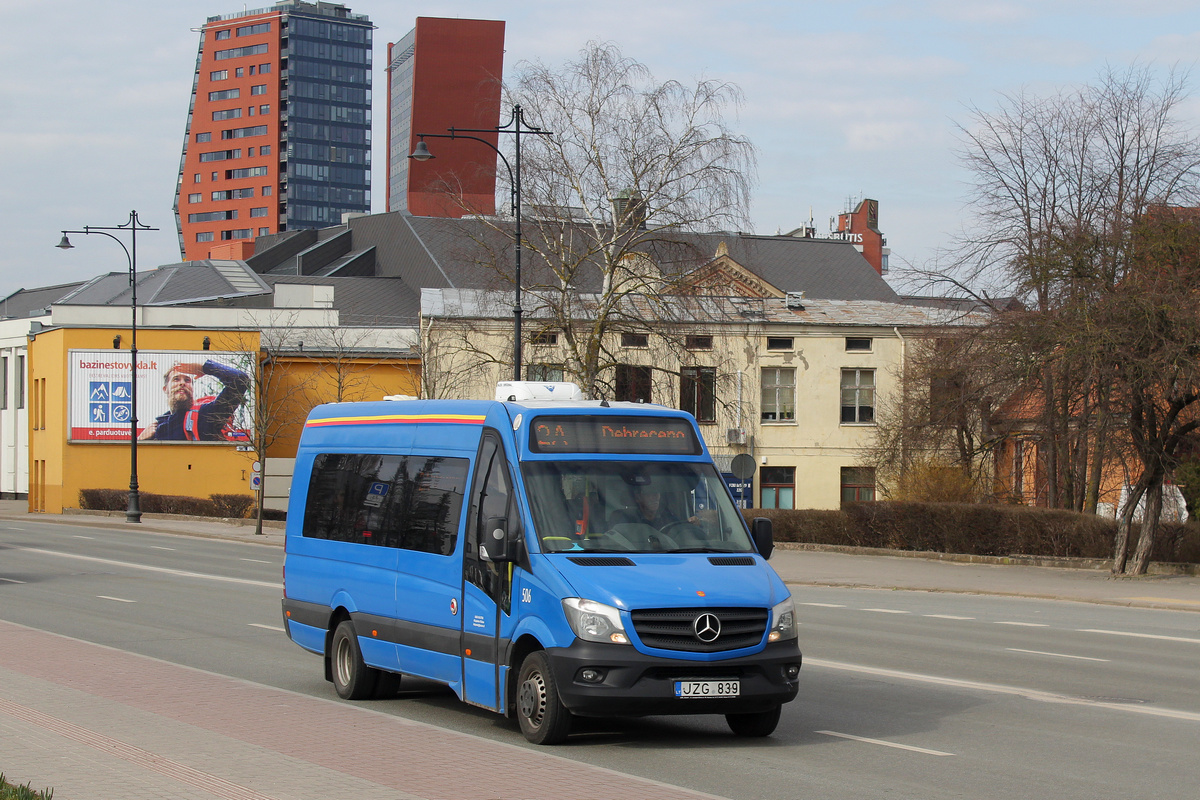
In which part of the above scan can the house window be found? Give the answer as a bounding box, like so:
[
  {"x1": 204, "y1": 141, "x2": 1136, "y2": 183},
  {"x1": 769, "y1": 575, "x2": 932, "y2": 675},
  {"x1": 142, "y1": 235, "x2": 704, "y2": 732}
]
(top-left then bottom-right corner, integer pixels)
[
  {"x1": 846, "y1": 337, "x2": 872, "y2": 352},
  {"x1": 766, "y1": 337, "x2": 794, "y2": 351},
  {"x1": 1012, "y1": 440, "x2": 1025, "y2": 498},
  {"x1": 760, "y1": 467, "x2": 795, "y2": 509},
  {"x1": 686, "y1": 335, "x2": 713, "y2": 350},
  {"x1": 196, "y1": 232, "x2": 214, "y2": 242},
  {"x1": 531, "y1": 331, "x2": 558, "y2": 346},
  {"x1": 761, "y1": 367, "x2": 795, "y2": 421},
  {"x1": 528, "y1": 364, "x2": 564, "y2": 382},
  {"x1": 1, "y1": 357, "x2": 7, "y2": 409},
  {"x1": 621, "y1": 332, "x2": 649, "y2": 348},
  {"x1": 840, "y1": 368, "x2": 875, "y2": 424},
  {"x1": 615, "y1": 364, "x2": 652, "y2": 403},
  {"x1": 15, "y1": 356, "x2": 24, "y2": 409},
  {"x1": 196, "y1": 132, "x2": 212, "y2": 143},
  {"x1": 680, "y1": 367, "x2": 716, "y2": 423},
  {"x1": 841, "y1": 467, "x2": 876, "y2": 503}
]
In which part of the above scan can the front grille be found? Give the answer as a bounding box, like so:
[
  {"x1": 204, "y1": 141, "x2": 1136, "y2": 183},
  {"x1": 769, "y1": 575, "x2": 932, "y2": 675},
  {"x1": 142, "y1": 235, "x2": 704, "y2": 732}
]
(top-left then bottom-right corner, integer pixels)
[{"x1": 630, "y1": 607, "x2": 768, "y2": 652}]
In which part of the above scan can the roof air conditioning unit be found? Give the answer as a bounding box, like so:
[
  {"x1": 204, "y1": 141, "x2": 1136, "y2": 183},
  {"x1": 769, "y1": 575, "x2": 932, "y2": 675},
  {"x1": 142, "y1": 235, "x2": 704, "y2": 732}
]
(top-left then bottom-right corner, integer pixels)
[{"x1": 726, "y1": 428, "x2": 748, "y2": 445}]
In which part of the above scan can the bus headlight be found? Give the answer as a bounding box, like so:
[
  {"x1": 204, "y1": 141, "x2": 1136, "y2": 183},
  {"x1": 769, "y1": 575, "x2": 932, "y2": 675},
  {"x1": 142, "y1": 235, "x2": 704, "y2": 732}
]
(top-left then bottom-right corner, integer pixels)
[
  {"x1": 562, "y1": 598, "x2": 629, "y2": 644},
  {"x1": 768, "y1": 597, "x2": 797, "y2": 642}
]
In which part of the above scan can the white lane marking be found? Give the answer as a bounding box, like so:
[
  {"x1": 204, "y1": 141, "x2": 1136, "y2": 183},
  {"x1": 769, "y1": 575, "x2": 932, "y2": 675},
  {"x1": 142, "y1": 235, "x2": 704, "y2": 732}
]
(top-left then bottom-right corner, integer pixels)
[
  {"x1": 816, "y1": 730, "x2": 954, "y2": 756},
  {"x1": 0, "y1": 578, "x2": 27, "y2": 584},
  {"x1": 20, "y1": 548, "x2": 280, "y2": 589},
  {"x1": 924, "y1": 614, "x2": 975, "y2": 620},
  {"x1": 801, "y1": 602, "x2": 846, "y2": 608},
  {"x1": 862, "y1": 608, "x2": 909, "y2": 614},
  {"x1": 73, "y1": 535, "x2": 94, "y2": 540},
  {"x1": 807, "y1": 658, "x2": 1200, "y2": 723},
  {"x1": 97, "y1": 595, "x2": 135, "y2": 603},
  {"x1": 248, "y1": 623, "x2": 284, "y2": 632},
  {"x1": 239, "y1": 558, "x2": 271, "y2": 564},
  {"x1": 1007, "y1": 648, "x2": 1110, "y2": 662},
  {"x1": 995, "y1": 621, "x2": 1049, "y2": 627},
  {"x1": 150, "y1": 546, "x2": 176, "y2": 551},
  {"x1": 1080, "y1": 628, "x2": 1200, "y2": 645}
]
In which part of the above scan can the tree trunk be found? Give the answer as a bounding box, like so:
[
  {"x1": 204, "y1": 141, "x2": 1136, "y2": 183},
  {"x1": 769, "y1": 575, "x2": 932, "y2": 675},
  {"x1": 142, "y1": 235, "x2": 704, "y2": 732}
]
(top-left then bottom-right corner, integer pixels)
[
  {"x1": 1113, "y1": 478, "x2": 1148, "y2": 574},
  {"x1": 1128, "y1": 480, "x2": 1163, "y2": 576}
]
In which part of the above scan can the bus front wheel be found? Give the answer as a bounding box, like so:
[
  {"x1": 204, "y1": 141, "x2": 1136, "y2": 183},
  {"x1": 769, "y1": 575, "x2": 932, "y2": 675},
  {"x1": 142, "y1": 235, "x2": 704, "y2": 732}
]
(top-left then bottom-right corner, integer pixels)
[
  {"x1": 516, "y1": 651, "x2": 572, "y2": 744},
  {"x1": 726, "y1": 705, "x2": 782, "y2": 737}
]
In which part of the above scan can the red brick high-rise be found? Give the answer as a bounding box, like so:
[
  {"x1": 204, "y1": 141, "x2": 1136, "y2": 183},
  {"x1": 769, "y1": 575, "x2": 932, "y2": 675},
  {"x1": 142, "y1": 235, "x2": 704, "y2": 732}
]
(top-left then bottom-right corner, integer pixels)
[{"x1": 174, "y1": 1, "x2": 373, "y2": 262}]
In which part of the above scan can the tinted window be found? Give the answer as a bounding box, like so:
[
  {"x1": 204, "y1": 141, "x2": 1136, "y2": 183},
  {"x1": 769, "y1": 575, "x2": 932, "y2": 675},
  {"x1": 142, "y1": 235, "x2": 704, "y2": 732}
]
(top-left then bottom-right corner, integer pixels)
[{"x1": 303, "y1": 453, "x2": 467, "y2": 555}]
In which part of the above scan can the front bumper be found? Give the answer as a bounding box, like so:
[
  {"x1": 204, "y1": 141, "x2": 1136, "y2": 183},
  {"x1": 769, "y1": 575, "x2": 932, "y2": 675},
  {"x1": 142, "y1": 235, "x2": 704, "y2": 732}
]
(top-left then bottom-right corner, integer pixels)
[{"x1": 544, "y1": 639, "x2": 802, "y2": 717}]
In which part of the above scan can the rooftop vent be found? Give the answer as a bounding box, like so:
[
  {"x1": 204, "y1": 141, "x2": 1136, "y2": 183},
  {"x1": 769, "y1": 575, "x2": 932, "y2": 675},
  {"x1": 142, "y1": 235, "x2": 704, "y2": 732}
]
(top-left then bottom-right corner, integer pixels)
[{"x1": 786, "y1": 291, "x2": 806, "y2": 310}]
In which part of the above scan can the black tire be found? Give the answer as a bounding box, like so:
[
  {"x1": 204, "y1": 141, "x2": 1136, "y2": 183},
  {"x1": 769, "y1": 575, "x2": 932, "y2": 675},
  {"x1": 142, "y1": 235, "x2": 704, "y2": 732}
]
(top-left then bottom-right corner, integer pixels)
[
  {"x1": 726, "y1": 705, "x2": 782, "y2": 737},
  {"x1": 373, "y1": 670, "x2": 403, "y2": 699},
  {"x1": 330, "y1": 619, "x2": 378, "y2": 700},
  {"x1": 516, "y1": 651, "x2": 572, "y2": 744}
]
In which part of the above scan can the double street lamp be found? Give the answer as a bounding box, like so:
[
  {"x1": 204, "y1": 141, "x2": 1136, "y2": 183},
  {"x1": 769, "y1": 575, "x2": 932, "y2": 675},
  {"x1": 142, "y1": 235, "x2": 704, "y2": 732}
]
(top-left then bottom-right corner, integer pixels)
[
  {"x1": 57, "y1": 210, "x2": 158, "y2": 523},
  {"x1": 410, "y1": 104, "x2": 552, "y2": 381}
]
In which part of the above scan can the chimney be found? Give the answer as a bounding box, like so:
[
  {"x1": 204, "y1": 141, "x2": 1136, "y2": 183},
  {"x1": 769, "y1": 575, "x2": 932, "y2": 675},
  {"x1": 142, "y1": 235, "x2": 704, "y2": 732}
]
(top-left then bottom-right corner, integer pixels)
[{"x1": 612, "y1": 189, "x2": 647, "y2": 231}]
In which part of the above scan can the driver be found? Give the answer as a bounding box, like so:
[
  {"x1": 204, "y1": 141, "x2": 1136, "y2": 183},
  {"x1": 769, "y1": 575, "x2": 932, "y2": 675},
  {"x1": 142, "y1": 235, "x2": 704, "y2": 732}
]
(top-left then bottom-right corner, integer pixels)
[{"x1": 628, "y1": 484, "x2": 679, "y2": 529}]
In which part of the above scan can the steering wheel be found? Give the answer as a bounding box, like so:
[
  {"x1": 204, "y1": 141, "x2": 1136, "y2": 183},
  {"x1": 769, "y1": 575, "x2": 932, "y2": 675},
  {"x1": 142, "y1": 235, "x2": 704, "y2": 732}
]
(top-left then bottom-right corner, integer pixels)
[{"x1": 659, "y1": 521, "x2": 706, "y2": 542}]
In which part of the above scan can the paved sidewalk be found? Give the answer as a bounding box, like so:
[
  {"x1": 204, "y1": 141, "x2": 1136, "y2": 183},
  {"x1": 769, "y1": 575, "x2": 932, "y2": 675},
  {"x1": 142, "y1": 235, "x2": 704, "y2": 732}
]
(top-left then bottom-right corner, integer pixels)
[{"x1": 0, "y1": 620, "x2": 724, "y2": 800}]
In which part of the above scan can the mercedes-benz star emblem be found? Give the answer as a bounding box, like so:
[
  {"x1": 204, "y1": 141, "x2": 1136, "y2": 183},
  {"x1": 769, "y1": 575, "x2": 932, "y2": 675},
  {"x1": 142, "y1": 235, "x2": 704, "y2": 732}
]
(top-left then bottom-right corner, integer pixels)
[{"x1": 693, "y1": 613, "x2": 721, "y2": 643}]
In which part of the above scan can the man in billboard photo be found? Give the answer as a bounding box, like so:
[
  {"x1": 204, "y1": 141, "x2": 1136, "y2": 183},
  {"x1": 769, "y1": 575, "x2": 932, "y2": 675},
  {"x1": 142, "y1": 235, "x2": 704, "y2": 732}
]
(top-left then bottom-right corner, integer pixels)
[{"x1": 139, "y1": 359, "x2": 251, "y2": 442}]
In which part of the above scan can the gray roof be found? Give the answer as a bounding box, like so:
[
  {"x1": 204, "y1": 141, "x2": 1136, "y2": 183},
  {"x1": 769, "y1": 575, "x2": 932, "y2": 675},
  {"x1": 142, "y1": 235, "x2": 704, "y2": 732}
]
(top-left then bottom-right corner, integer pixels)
[
  {"x1": 263, "y1": 275, "x2": 419, "y2": 326},
  {"x1": 0, "y1": 281, "x2": 86, "y2": 319},
  {"x1": 247, "y1": 212, "x2": 900, "y2": 303},
  {"x1": 35, "y1": 260, "x2": 272, "y2": 310},
  {"x1": 424, "y1": 288, "x2": 988, "y2": 330}
]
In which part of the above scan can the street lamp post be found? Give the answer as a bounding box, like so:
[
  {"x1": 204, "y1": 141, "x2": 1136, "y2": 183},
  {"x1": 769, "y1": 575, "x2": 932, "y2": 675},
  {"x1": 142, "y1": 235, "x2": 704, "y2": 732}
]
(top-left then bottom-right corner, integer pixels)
[
  {"x1": 410, "y1": 104, "x2": 552, "y2": 381},
  {"x1": 57, "y1": 210, "x2": 158, "y2": 523}
]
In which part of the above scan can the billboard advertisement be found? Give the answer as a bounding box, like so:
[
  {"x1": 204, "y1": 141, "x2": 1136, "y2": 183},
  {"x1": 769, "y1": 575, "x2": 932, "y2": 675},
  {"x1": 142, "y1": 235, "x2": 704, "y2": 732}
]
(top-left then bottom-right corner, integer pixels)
[{"x1": 70, "y1": 350, "x2": 255, "y2": 443}]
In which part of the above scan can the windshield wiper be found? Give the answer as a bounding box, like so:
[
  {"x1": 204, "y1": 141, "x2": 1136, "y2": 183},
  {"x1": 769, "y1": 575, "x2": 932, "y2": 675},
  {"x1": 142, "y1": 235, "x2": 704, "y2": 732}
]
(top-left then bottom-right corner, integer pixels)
[{"x1": 668, "y1": 547, "x2": 748, "y2": 553}]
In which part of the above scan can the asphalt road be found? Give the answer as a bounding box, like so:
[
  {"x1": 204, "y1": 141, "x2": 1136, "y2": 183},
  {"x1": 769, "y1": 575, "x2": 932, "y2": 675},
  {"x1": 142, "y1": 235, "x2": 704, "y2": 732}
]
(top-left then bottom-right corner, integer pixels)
[{"x1": 3, "y1": 518, "x2": 1199, "y2": 800}]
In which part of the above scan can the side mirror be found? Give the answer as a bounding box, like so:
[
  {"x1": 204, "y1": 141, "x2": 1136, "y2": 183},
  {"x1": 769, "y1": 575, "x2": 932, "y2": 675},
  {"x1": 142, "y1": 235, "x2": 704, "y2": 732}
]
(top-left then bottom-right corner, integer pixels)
[
  {"x1": 751, "y1": 517, "x2": 774, "y2": 560},
  {"x1": 481, "y1": 516, "x2": 512, "y2": 562}
]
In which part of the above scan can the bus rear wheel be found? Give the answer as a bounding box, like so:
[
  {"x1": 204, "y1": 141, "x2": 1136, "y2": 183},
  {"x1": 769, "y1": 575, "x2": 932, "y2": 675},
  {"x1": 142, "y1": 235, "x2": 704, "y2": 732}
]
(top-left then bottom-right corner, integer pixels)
[
  {"x1": 331, "y1": 620, "x2": 379, "y2": 700},
  {"x1": 516, "y1": 651, "x2": 572, "y2": 744}
]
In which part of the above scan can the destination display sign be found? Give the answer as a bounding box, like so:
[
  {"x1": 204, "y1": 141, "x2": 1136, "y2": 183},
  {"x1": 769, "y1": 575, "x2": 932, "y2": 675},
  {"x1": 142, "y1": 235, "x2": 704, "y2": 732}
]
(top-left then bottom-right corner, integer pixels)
[{"x1": 530, "y1": 416, "x2": 701, "y2": 455}]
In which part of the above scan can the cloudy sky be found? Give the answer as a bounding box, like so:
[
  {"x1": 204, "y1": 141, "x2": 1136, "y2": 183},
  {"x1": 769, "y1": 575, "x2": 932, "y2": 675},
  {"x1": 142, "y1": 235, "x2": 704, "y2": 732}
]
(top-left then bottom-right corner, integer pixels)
[{"x1": 2, "y1": 0, "x2": 1197, "y2": 299}]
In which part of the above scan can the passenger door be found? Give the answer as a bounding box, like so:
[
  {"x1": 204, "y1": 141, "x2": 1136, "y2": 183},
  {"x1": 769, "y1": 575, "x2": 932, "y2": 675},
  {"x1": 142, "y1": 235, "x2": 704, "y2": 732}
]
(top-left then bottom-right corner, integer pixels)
[{"x1": 461, "y1": 430, "x2": 516, "y2": 711}]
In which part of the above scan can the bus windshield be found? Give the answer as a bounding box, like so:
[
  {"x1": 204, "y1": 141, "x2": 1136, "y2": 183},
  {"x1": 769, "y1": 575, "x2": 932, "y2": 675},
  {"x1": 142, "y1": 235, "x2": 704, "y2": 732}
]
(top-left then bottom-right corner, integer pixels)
[{"x1": 521, "y1": 461, "x2": 755, "y2": 554}]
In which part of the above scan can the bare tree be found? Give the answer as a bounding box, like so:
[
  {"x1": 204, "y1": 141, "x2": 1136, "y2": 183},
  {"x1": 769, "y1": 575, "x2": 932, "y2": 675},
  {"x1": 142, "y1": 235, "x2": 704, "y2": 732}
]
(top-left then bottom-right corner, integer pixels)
[
  {"x1": 946, "y1": 64, "x2": 1200, "y2": 524},
  {"x1": 1101, "y1": 209, "x2": 1200, "y2": 574},
  {"x1": 216, "y1": 325, "x2": 316, "y2": 535},
  {"x1": 444, "y1": 42, "x2": 756, "y2": 397}
]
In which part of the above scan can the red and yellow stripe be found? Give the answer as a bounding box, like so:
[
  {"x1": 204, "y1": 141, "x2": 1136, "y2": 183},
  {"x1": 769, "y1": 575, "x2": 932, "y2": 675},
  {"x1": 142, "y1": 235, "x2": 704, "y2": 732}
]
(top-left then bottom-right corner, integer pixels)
[{"x1": 305, "y1": 413, "x2": 486, "y2": 428}]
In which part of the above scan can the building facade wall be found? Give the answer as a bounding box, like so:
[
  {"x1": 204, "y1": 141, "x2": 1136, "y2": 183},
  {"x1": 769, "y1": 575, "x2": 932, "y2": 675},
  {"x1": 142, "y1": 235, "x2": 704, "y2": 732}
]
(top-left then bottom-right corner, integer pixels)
[
  {"x1": 27, "y1": 327, "x2": 262, "y2": 514},
  {"x1": 387, "y1": 17, "x2": 505, "y2": 216},
  {"x1": 176, "y1": 2, "x2": 372, "y2": 261},
  {"x1": 0, "y1": 319, "x2": 30, "y2": 498},
  {"x1": 423, "y1": 314, "x2": 902, "y2": 510}
]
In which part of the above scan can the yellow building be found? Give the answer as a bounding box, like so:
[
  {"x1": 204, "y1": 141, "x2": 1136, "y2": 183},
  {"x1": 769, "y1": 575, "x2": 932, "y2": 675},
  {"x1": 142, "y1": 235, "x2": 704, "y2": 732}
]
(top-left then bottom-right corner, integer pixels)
[{"x1": 13, "y1": 296, "x2": 418, "y2": 515}]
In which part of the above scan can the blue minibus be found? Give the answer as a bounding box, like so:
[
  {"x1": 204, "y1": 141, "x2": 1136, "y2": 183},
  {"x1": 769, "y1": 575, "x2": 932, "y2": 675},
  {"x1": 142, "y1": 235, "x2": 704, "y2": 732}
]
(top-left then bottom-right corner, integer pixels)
[{"x1": 282, "y1": 382, "x2": 801, "y2": 744}]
